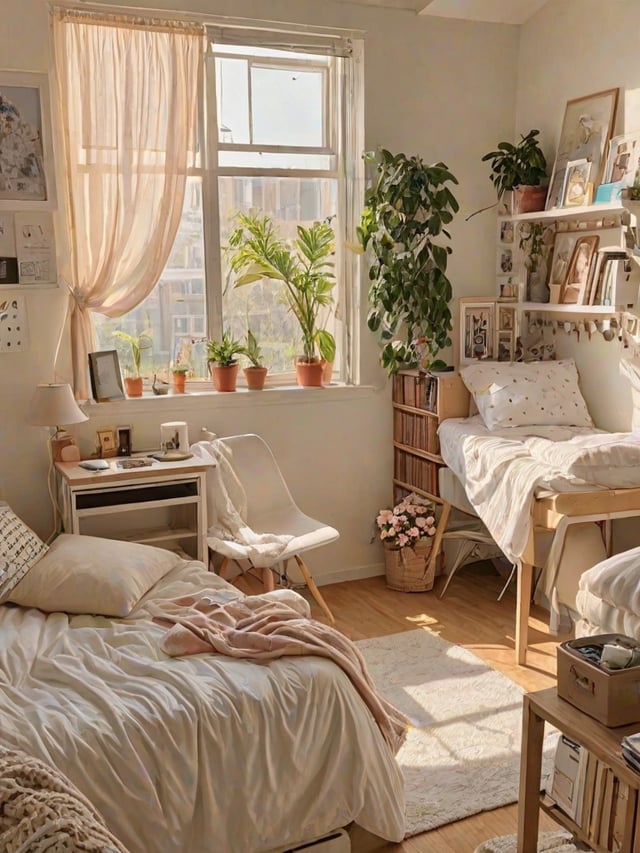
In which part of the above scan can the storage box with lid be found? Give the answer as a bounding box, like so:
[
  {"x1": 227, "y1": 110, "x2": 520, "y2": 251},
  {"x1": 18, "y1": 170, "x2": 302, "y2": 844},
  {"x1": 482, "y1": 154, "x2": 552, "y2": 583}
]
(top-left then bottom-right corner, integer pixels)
[{"x1": 557, "y1": 634, "x2": 640, "y2": 727}]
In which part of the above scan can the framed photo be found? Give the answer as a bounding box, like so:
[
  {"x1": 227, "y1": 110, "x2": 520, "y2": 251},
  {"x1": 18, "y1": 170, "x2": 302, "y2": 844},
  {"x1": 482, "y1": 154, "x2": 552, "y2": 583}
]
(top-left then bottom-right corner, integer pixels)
[
  {"x1": 88, "y1": 350, "x2": 126, "y2": 402},
  {"x1": 97, "y1": 429, "x2": 117, "y2": 458},
  {"x1": 562, "y1": 159, "x2": 591, "y2": 207},
  {"x1": 498, "y1": 219, "x2": 515, "y2": 245},
  {"x1": 549, "y1": 232, "x2": 582, "y2": 287},
  {"x1": 497, "y1": 276, "x2": 520, "y2": 301},
  {"x1": 603, "y1": 131, "x2": 640, "y2": 187},
  {"x1": 498, "y1": 306, "x2": 515, "y2": 331},
  {"x1": 560, "y1": 235, "x2": 600, "y2": 305},
  {"x1": 0, "y1": 71, "x2": 56, "y2": 209},
  {"x1": 497, "y1": 331, "x2": 514, "y2": 362},
  {"x1": 459, "y1": 300, "x2": 495, "y2": 365},
  {"x1": 546, "y1": 88, "x2": 619, "y2": 210},
  {"x1": 497, "y1": 247, "x2": 514, "y2": 274}
]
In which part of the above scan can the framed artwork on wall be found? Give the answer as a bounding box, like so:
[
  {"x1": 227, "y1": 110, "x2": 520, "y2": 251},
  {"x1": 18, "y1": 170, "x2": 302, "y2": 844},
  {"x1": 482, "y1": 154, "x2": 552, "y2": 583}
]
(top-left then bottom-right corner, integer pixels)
[
  {"x1": 546, "y1": 88, "x2": 619, "y2": 210},
  {"x1": 0, "y1": 70, "x2": 56, "y2": 209},
  {"x1": 602, "y1": 131, "x2": 640, "y2": 187},
  {"x1": 459, "y1": 300, "x2": 495, "y2": 365}
]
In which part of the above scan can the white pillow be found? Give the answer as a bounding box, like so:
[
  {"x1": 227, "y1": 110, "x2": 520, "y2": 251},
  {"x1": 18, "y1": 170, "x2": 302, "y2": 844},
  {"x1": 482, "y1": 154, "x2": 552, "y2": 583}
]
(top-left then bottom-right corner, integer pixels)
[
  {"x1": 460, "y1": 359, "x2": 593, "y2": 430},
  {"x1": 0, "y1": 502, "x2": 48, "y2": 601},
  {"x1": 8, "y1": 533, "x2": 183, "y2": 617}
]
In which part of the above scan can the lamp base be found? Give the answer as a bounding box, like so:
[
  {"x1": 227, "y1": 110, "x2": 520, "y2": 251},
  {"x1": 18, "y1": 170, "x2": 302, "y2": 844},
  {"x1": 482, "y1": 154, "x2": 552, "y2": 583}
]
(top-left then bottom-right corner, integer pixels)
[{"x1": 51, "y1": 433, "x2": 76, "y2": 462}]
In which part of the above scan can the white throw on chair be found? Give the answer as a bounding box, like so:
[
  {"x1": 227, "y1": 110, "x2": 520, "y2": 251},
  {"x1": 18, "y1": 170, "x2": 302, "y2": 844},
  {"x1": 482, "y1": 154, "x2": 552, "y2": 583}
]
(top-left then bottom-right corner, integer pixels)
[{"x1": 194, "y1": 433, "x2": 339, "y2": 624}]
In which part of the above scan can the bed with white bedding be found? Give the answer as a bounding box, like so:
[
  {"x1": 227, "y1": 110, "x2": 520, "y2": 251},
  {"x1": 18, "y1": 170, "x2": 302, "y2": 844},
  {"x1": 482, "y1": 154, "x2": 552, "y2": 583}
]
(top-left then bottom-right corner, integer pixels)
[
  {"x1": 436, "y1": 359, "x2": 640, "y2": 664},
  {"x1": 0, "y1": 511, "x2": 405, "y2": 853}
]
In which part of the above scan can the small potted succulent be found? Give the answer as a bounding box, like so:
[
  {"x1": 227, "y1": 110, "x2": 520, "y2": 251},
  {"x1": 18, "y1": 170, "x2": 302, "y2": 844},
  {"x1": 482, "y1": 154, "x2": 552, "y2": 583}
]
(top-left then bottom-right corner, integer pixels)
[
  {"x1": 171, "y1": 363, "x2": 190, "y2": 394},
  {"x1": 482, "y1": 129, "x2": 548, "y2": 214},
  {"x1": 242, "y1": 328, "x2": 268, "y2": 390},
  {"x1": 206, "y1": 329, "x2": 245, "y2": 392}
]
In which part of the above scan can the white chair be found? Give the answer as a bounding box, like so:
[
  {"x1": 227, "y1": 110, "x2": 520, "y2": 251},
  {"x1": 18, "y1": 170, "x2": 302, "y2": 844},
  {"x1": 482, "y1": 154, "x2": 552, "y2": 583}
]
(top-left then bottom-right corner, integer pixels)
[{"x1": 205, "y1": 433, "x2": 339, "y2": 624}]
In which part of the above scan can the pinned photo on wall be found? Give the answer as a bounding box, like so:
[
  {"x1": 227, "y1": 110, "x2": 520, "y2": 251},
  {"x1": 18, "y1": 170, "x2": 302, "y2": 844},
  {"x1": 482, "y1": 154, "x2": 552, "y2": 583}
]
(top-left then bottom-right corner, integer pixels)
[
  {"x1": 14, "y1": 211, "x2": 56, "y2": 284},
  {"x1": 0, "y1": 295, "x2": 29, "y2": 351}
]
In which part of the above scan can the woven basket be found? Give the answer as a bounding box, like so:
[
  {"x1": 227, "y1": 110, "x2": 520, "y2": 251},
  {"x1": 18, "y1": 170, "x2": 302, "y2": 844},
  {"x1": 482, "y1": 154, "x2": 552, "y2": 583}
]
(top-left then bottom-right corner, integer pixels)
[{"x1": 383, "y1": 538, "x2": 435, "y2": 593}]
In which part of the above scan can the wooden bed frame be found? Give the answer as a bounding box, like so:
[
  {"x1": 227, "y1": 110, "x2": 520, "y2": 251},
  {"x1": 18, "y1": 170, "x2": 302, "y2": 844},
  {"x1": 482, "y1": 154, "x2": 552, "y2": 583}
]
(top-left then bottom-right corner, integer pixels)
[{"x1": 428, "y1": 484, "x2": 640, "y2": 665}]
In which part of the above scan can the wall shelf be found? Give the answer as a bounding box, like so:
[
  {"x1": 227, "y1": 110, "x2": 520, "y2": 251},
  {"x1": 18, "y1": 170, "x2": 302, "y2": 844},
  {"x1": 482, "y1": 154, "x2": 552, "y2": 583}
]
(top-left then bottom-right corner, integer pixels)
[{"x1": 498, "y1": 202, "x2": 624, "y2": 224}]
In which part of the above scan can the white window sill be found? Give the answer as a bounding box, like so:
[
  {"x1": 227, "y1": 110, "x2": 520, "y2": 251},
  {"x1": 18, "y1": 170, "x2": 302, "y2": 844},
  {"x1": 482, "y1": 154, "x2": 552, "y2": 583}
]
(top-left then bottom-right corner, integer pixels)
[{"x1": 80, "y1": 382, "x2": 381, "y2": 417}]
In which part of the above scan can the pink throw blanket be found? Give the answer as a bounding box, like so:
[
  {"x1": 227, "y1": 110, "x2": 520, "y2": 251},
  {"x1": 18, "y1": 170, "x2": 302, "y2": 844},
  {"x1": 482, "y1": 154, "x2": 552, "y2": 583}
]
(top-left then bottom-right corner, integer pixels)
[{"x1": 152, "y1": 590, "x2": 408, "y2": 755}]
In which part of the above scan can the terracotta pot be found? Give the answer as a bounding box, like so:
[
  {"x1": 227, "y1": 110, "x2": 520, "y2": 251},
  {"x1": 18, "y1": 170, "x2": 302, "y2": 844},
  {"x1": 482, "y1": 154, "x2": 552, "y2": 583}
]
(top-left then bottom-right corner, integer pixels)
[
  {"x1": 320, "y1": 360, "x2": 334, "y2": 385},
  {"x1": 295, "y1": 358, "x2": 324, "y2": 387},
  {"x1": 243, "y1": 366, "x2": 268, "y2": 390},
  {"x1": 513, "y1": 184, "x2": 548, "y2": 215},
  {"x1": 210, "y1": 362, "x2": 239, "y2": 392},
  {"x1": 124, "y1": 376, "x2": 143, "y2": 398},
  {"x1": 172, "y1": 372, "x2": 187, "y2": 394}
]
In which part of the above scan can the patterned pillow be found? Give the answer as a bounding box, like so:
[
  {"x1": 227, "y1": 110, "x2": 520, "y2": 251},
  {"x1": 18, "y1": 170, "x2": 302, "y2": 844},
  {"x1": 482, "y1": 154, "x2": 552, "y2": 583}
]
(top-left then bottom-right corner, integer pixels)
[
  {"x1": 0, "y1": 502, "x2": 48, "y2": 602},
  {"x1": 460, "y1": 359, "x2": 593, "y2": 430}
]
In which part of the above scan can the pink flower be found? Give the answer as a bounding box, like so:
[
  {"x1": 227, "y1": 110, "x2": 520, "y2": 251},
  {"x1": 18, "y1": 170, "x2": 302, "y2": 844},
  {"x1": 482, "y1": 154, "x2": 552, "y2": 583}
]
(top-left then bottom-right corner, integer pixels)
[
  {"x1": 377, "y1": 510, "x2": 394, "y2": 524},
  {"x1": 398, "y1": 533, "x2": 409, "y2": 547},
  {"x1": 408, "y1": 526, "x2": 419, "y2": 538}
]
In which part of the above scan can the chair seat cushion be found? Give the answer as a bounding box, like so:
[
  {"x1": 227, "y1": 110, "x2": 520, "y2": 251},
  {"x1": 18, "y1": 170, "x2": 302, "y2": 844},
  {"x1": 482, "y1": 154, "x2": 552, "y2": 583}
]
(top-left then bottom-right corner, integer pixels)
[{"x1": 575, "y1": 546, "x2": 640, "y2": 639}]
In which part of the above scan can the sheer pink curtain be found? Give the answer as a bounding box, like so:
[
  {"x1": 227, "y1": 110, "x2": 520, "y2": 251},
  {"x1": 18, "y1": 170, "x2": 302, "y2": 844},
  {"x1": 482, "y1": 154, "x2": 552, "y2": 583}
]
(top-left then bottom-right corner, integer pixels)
[{"x1": 51, "y1": 10, "x2": 204, "y2": 399}]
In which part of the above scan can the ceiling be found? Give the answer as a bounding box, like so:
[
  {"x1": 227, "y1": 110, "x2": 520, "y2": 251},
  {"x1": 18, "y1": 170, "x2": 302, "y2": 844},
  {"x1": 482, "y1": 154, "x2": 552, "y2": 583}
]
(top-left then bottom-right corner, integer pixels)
[{"x1": 341, "y1": 0, "x2": 550, "y2": 25}]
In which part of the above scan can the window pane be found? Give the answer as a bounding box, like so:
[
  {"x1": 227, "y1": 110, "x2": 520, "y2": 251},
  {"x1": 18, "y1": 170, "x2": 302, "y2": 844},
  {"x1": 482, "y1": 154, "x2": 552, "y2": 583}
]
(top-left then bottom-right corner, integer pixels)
[
  {"x1": 251, "y1": 66, "x2": 324, "y2": 147},
  {"x1": 219, "y1": 175, "x2": 338, "y2": 374},
  {"x1": 218, "y1": 151, "x2": 334, "y2": 170},
  {"x1": 93, "y1": 176, "x2": 207, "y2": 378},
  {"x1": 216, "y1": 58, "x2": 250, "y2": 145}
]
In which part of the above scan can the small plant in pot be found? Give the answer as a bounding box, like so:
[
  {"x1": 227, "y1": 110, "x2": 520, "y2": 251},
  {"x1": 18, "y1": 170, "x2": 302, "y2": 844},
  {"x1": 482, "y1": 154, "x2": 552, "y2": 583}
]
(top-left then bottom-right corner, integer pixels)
[
  {"x1": 228, "y1": 212, "x2": 336, "y2": 388},
  {"x1": 113, "y1": 327, "x2": 152, "y2": 397},
  {"x1": 206, "y1": 329, "x2": 245, "y2": 392},
  {"x1": 170, "y1": 362, "x2": 190, "y2": 394},
  {"x1": 242, "y1": 328, "x2": 268, "y2": 390},
  {"x1": 482, "y1": 128, "x2": 548, "y2": 215}
]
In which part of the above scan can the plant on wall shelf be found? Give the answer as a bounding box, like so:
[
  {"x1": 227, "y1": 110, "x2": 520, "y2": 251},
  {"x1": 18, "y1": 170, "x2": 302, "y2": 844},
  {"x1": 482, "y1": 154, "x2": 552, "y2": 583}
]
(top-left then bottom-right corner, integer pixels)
[
  {"x1": 358, "y1": 148, "x2": 459, "y2": 374},
  {"x1": 482, "y1": 129, "x2": 548, "y2": 200}
]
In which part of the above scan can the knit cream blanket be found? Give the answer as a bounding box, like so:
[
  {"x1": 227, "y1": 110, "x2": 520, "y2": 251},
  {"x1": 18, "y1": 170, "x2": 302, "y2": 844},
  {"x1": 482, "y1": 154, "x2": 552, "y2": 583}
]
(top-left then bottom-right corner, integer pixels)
[
  {"x1": 0, "y1": 745, "x2": 129, "y2": 853},
  {"x1": 152, "y1": 588, "x2": 409, "y2": 756}
]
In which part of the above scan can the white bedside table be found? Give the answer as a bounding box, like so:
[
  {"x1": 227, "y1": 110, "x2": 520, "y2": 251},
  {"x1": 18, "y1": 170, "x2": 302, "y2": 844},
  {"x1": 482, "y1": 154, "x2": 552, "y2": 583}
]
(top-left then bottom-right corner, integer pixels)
[{"x1": 55, "y1": 456, "x2": 213, "y2": 562}]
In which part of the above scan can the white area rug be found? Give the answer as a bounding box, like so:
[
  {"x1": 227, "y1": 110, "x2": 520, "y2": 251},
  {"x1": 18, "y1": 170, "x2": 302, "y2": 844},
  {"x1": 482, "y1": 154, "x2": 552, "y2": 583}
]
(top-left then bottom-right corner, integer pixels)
[
  {"x1": 474, "y1": 830, "x2": 579, "y2": 852},
  {"x1": 356, "y1": 629, "x2": 557, "y2": 838}
]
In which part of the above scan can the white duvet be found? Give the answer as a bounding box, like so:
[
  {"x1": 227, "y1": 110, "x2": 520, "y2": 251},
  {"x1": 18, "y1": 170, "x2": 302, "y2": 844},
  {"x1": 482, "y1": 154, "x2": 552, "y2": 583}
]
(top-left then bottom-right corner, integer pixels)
[
  {"x1": 438, "y1": 417, "x2": 640, "y2": 565},
  {"x1": 0, "y1": 560, "x2": 405, "y2": 853}
]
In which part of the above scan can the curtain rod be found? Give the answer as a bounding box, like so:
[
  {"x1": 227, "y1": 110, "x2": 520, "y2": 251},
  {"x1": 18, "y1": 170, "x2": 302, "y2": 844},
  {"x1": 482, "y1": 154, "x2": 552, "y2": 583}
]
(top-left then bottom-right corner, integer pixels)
[{"x1": 48, "y1": 1, "x2": 365, "y2": 40}]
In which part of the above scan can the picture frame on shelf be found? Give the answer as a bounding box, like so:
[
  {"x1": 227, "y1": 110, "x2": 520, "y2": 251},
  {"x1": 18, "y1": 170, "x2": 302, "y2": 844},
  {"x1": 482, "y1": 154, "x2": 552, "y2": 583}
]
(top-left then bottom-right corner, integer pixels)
[
  {"x1": 562, "y1": 159, "x2": 591, "y2": 207},
  {"x1": 603, "y1": 131, "x2": 640, "y2": 186},
  {"x1": 88, "y1": 349, "x2": 126, "y2": 403},
  {"x1": 497, "y1": 276, "x2": 520, "y2": 301},
  {"x1": 546, "y1": 88, "x2": 619, "y2": 210},
  {"x1": 549, "y1": 232, "x2": 582, "y2": 289},
  {"x1": 498, "y1": 247, "x2": 514, "y2": 274},
  {"x1": 96, "y1": 428, "x2": 117, "y2": 458},
  {"x1": 560, "y1": 235, "x2": 600, "y2": 304},
  {"x1": 499, "y1": 219, "x2": 515, "y2": 245},
  {"x1": 0, "y1": 70, "x2": 56, "y2": 209},
  {"x1": 459, "y1": 299, "x2": 495, "y2": 365}
]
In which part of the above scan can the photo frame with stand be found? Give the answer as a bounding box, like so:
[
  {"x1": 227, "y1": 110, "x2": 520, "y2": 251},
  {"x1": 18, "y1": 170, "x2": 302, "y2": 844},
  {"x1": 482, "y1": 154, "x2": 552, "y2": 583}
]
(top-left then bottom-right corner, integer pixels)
[
  {"x1": 88, "y1": 350, "x2": 125, "y2": 402},
  {"x1": 560, "y1": 235, "x2": 600, "y2": 304}
]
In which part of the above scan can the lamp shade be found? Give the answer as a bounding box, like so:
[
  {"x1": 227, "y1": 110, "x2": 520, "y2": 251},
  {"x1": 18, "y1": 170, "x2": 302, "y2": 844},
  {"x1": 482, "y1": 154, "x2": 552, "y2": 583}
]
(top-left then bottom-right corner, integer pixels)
[{"x1": 27, "y1": 383, "x2": 89, "y2": 428}]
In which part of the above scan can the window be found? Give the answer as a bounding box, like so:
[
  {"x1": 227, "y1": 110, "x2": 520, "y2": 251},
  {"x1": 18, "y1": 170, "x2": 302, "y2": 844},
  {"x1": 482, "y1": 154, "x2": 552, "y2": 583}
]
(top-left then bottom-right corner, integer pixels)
[{"x1": 94, "y1": 24, "x2": 363, "y2": 385}]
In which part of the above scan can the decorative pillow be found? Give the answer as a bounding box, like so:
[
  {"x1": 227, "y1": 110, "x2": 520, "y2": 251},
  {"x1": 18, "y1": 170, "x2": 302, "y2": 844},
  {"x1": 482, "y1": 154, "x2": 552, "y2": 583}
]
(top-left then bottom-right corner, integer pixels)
[
  {"x1": 8, "y1": 534, "x2": 183, "y2": 617},
  {"x1": 0, "y1": 502, "x2": 48, "y2": 602},
  {"x1": 460, "y1": 359, "x2": 593, "y2": 430}
]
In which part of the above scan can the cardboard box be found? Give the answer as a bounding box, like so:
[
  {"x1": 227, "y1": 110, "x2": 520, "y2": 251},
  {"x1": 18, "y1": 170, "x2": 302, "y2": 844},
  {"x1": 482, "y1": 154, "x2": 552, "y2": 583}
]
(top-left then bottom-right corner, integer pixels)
[{"x1": 557, "y1": 634, "x2": 640, "y2": 727}]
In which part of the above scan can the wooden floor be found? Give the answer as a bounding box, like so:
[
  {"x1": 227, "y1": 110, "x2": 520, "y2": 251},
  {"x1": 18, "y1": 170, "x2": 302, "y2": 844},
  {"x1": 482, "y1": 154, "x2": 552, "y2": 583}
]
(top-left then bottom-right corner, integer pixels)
[{"x1": 238, "y1": 562, "x2": 569, "y2": 852}]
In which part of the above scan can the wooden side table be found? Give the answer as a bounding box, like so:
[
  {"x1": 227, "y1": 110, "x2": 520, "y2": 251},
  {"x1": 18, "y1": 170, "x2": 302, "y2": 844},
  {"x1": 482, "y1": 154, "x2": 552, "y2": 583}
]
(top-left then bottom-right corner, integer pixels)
[
  {"x1": 518, "y1": 688, "x2": 640, "y2": 853},
  {"x1": 55, "y1": 456, "x2": 213, "y2": 562}
]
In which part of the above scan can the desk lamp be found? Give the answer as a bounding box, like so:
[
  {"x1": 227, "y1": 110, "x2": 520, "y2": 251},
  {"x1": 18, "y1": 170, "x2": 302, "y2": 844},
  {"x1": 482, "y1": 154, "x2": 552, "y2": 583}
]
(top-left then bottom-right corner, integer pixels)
[{"x1": 27, "y1": 384, "x2": 88, "y2": 541}]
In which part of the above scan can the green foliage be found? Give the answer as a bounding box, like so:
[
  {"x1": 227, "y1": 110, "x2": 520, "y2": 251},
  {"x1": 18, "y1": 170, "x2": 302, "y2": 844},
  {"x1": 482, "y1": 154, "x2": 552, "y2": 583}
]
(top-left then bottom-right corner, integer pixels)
[
  {"x1": 171, "y1": 364, "x2": 190, "y2": 374},
  {"x1": 228, "y1": 212, "x2": 336, "y2": 363},
  {"x1": 243, "y1": 328, "x2": 265, "y2": 368},
  {"x1": 482, "y1": 129, "x2": 547, "y2": 199},
  {"x1": 518, "y1": 221, "x2": 546, "y2": 274},
  {"x1": 206, "y1": 329, "x2": 246, "y2": 366},
  {"x1": 358, "y1": 148, "x2": 459, "y2": 374},
  {"x1": 113, "y1": 327, "x2": 152, "y2": 377}
]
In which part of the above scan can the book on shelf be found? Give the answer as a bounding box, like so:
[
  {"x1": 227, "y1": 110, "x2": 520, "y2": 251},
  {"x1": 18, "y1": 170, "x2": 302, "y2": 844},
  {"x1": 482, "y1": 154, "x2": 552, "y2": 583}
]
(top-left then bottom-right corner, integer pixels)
[{"x1": 548, "y1": 734, "x2": 588, "y2": 824}]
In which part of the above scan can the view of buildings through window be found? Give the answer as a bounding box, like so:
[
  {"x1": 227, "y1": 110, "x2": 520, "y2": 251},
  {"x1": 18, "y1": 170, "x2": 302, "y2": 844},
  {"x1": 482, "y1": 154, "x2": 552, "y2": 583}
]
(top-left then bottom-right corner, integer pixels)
[{"x1": 94, "y1": 39, "x2": 346, "y2": 384}]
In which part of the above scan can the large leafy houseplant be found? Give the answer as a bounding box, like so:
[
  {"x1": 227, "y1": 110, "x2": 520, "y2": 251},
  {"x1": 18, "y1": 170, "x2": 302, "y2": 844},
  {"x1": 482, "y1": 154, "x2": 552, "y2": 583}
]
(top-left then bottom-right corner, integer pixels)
[
  {"x1": 358, "y1": 149, "x2": 459, "y2": 374},
  {"x1": 228, "y1": 212, "x2": 336, "y2": 366},
  {"x1": 482, "y1": 129, "x2": 547, "y2": 200}
]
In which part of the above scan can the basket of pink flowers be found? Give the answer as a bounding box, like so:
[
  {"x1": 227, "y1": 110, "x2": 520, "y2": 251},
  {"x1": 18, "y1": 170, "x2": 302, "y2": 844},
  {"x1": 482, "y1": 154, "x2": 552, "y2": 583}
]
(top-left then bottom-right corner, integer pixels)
[{"x1": 375, "y1": 493, "x2": 438, "y2": 592}]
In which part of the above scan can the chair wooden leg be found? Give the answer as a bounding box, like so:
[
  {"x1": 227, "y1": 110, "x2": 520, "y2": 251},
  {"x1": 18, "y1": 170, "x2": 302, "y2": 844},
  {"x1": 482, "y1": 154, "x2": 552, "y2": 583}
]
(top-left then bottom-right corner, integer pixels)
[
  {"x1": 218, "y1": 556, "x2": 230, "y2": 579},
  {"x1": 294, "y1": 555, "x2": 335, "y2": 625},
  {"x1": 262, "y1": 567, "x2": 276, "y2": 591}
]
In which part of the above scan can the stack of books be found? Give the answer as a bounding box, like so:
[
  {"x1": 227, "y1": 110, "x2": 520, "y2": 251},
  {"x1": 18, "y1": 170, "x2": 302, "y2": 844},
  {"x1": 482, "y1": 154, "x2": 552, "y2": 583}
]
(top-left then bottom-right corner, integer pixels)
[{"x1": 622, "y1": 732, "x2": 640, "y2": 774}]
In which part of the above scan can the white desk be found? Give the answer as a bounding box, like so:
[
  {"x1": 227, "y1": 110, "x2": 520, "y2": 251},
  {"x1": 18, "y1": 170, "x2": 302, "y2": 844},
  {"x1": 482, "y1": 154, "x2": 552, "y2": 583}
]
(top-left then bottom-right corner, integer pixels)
[{"x1": 56, "y1": 456, "x2": 213, "y2": 562}]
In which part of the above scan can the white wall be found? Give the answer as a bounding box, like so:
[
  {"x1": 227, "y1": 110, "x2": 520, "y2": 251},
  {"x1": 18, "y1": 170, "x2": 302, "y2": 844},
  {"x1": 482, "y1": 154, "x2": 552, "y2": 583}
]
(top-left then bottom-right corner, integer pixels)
[
  {"x1": 518, "y1": 0, "x2": 640, "y2": 432},
  {"x1": 1, "y1": 0, "x2": 518, "y2": 581}
]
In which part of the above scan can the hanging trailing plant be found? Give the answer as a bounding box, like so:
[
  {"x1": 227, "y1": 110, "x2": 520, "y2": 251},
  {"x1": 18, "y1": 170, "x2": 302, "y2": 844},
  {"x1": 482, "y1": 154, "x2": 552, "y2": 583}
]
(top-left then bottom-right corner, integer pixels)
[{"x1": 358, "y1": 148, "x2": 459, "y2": 374}]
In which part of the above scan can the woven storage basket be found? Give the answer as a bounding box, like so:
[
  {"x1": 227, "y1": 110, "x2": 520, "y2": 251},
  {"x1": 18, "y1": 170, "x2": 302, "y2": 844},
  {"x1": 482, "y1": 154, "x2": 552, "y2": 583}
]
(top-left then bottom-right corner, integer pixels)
[{"x1": 383, "y1": 538, "x2": 435, "y2": 592}]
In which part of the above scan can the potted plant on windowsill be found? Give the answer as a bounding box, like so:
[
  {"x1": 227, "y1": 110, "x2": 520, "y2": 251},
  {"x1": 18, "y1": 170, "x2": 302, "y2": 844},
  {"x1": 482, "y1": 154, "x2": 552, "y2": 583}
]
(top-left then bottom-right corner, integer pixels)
[
  {"x1": 113, "y1": 328, "x2": 153, "y2": 397},
  {"x1": 206, "y1": 330, "x2": 245, "y2": 392},
  {"x1": 482, "y1": 128, "x2": 548, "y2": 215},
  {"x1": 358, "y1": 148, "x2": 459, "y2": 374},
  {"x1": 228, "y1": 212, "x2": 336, "y2": 388},
  {"x1": 242, "y1": 328, "x2": 268, "y2": 390},
  {"x1": 170, "y1": 363, "x2": 190, "y2": 394}
]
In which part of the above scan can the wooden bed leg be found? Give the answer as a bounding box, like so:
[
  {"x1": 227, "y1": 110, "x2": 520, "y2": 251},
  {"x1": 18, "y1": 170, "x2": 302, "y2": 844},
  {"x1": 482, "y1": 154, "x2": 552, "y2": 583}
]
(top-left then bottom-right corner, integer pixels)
[
  {"x1": 261, "y1": 566, "x2": 276, "y2": 592},
  {"x1": 428, "y1": 501, "x2": 451, "y2": 579},
  {"x1": 218, "y1": 556, "x2": 230, "y2": 579},
  {"x1": 516, "y1": 561, "x2": 534, "y2": 666},
  {"x1": 294, "y1": 555, "x2": 336, "y2": 625}
]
